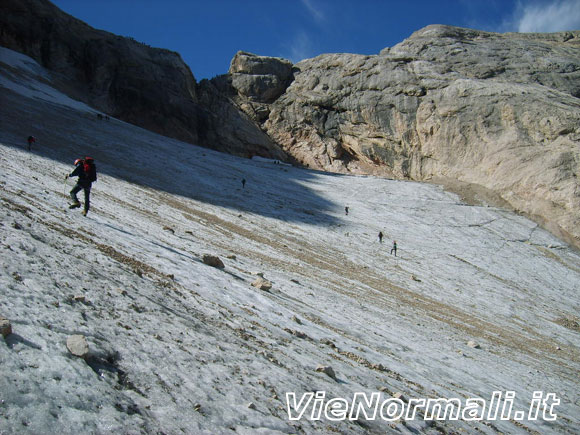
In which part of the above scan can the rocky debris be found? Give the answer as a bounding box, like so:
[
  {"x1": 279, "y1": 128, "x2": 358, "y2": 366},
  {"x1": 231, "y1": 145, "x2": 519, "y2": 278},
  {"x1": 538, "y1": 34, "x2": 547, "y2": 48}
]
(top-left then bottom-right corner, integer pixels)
[
  {"x1": 251, "y1": 277, "x2": 272, "y2": 291},
  {"x1": 316, "y1": 364, "x2": 336, "y2": 380},
  {"x1": 411, "y1": 275, "x2": 422, "y2": 282},
  {"x1": 467, "y1": 340, "x2": 481, "y2": 349},
  {"x1": 202, "y1": 254, "x2": 225, "y2": 269},
  {"x1": 291, "y1": 315, "x2": 302, "y2": 325},
  {"x1": 392, "y1": 392, "x2": 408, "y2": 403},
  {"x1": 284, "y1": 328, "x2": 308, "y2": 339},
  {"x1": 72, "y1": 295, "x2": 86, "y2": 303},
  {"x1": 257, "y1": 350, "x2": 281, "y2": 366},
  {"x1": 66, "y1": 335, "x2": 89, "y2": 358},
  {"x1": 162, "y1": 226, "x2": 175, "y2": 234},
  {"x1": 320, "y1": 338, "x2": 336, "y2": 348},
  {"x1": 0, "y1": 316, "x2": 12, "y2": 338},
  {"x1": 371, "y1": 363, "x2": 387, "y2": 371},
  {"x1": 247, "y1": 402, "x2": 256, "y2": 410},
  {"x1": 555, "y1": 316, "x2": 580, "y2": 332},
  {"x1": 226, "y1": 254, "x2": 237, "y2": 260}
]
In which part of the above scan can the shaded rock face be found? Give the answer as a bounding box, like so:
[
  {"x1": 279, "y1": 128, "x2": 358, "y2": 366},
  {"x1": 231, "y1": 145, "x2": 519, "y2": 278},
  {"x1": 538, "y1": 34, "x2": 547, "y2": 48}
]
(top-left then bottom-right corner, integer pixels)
[
  {"x1": 231, "y1": 26, "x2": 580, "y2": 247},
  {"x1": 0, "y1": 0, "x2": 285, "y2": 160},
  {"x1": 0, "y1": 0, "x2": 200, "y2": 143}
]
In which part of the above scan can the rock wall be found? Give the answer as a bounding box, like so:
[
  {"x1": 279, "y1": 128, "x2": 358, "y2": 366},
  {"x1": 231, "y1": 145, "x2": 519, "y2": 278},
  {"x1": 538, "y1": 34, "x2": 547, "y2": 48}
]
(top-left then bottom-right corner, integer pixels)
[{"x1": 0, "y1": 0, "x2": 284, "y2": 159}]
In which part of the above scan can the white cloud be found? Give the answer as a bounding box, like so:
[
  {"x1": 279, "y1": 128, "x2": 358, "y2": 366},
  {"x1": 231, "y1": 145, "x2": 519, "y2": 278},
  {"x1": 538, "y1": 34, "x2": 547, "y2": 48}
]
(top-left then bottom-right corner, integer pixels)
[
  {"x1": 285, "y1": 31, "x2": 315, "y2": 64},
  {"x1": 516, "y1": 0, "x2": 580, "y2": 32},
  {"x1": 301, "y1": 0, "x2": 326, "y2": 23}
]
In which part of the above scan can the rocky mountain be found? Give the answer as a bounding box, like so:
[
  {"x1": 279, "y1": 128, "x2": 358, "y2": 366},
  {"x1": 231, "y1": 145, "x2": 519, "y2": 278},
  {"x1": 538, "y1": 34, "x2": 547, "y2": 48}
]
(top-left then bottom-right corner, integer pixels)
[
  {"x1": 1, "y1": 0, "x2": 579, "y2": 248},
  {"x1": 0, "y1": 0, "x2": 285, "y2": 160},
  {"x1": 226, "y1": 28, "x2": 580, "y2": 249},
  {"x1": 1, "y1": 47, "x2": 580, "y2": 433}
]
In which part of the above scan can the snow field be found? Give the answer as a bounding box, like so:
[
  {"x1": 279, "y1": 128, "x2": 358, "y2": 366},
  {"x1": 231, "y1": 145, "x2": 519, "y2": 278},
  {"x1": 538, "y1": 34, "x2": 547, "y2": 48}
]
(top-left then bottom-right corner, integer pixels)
[{"x1": 1, "y1": 46, "x2": 579, "y2": 434}]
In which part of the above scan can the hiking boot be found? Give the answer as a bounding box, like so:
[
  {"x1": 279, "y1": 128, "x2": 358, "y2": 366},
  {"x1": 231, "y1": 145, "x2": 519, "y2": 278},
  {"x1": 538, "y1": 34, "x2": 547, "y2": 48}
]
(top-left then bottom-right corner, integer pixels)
[{"x1": 69, "y1": 202, "x2": 81, "y2": 209}]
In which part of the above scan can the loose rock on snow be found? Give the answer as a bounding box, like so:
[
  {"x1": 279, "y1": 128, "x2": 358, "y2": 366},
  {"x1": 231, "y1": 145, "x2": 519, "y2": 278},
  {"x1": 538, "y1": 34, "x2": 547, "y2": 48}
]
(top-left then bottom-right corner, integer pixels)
[
  {"x1": 202, "y1": 254, "x2": 225, "y2": 269},
  {"x1": 66, "y1": 335, "x2": 90, "y2": 358},
  {"x1": 467, "y1": 340, "x2": 481, "y2": 349},
  {"x1": 0, "y1": 316, "x2": 12, "y2": 338},
  {"x1": 251, "y1": 277, "x2": 272, "y2": 291},
  {"x1": 315, "y1": 364, "x2": 336, "y2": 380}
]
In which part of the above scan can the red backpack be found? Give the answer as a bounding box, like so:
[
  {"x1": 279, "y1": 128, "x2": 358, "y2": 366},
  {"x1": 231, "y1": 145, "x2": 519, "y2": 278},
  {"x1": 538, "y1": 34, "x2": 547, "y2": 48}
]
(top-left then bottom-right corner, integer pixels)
[{"x1": 83, "y1": 157, "x2": 97, "y2": 182}]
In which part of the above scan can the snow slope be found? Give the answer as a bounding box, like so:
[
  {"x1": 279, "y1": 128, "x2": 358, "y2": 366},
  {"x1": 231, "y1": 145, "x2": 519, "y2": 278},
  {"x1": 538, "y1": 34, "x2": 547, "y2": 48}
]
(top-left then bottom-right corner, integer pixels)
[{"x1": 1, "y1": 47, "x2": 579, "y2": 434}]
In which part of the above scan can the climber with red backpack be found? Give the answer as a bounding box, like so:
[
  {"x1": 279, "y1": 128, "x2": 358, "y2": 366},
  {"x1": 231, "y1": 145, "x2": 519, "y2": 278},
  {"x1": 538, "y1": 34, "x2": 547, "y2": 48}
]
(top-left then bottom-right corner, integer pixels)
[{"x1": 66, "y1": 157, "x2": 97, "y2": 216}]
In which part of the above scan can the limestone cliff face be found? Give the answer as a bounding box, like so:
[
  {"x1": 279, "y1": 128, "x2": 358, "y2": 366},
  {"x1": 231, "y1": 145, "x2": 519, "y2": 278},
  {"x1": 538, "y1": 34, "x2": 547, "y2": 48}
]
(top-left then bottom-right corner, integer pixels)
[
  {"x1": 227, "y1": 26, "x2": 580, "y2": 247},
  {"x1": 0, "y1": 0, "x2": 284, "y2": 159},
  {"x1": 0, "y1": 0, "x2": 201, "y2": 143}
]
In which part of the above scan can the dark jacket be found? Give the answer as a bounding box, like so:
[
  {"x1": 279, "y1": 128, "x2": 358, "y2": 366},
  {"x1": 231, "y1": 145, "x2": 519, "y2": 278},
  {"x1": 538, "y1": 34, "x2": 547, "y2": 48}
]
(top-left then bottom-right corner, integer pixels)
[{"x1": 69, "y1": 162, "x2": 97, "y2": 185}]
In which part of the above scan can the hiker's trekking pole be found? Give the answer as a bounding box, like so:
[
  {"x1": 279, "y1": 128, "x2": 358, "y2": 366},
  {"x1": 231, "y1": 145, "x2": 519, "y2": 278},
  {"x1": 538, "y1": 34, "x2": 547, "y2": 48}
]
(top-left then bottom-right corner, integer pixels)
[{"x1": 63, "y1": 176, "x2": 68, "y2": 207}]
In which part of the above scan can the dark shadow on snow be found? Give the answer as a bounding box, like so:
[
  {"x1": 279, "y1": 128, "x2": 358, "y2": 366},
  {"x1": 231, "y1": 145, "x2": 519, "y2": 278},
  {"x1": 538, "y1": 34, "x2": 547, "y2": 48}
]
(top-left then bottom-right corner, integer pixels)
[
  {"x1": 0, "y1": 87, "x2": 346, "y2": 227},
  {"x1": 4, "y1": 333, "x2": 42, "y2": 350}
]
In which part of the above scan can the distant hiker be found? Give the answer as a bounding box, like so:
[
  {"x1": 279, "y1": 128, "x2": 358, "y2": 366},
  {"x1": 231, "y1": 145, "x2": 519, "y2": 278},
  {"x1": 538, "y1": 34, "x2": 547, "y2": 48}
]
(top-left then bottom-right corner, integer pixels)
[
  {"x1": 378, "y1": 232, "x2": 383, "y2": 243},
  {"x1": 345, "y1": 206, "x2": 349, "y2": 215},
  {"x1": 105, "y1": 115, "x2": 110, "y2": 121},
  {"x1": 390, "y1": 240, "x2": 397, "y2": 256},
  {"x1": 242, "y1": 178, "x2": 246, "y2": 188},
  {"x1": 97, "y1": 114, "x2": 103, "y2": 120},
  {"x1": 66, "y1": 157, "x2": 97, "y2": 216},
  {"x1": 27, "y1": 135, "x2": 35, "y2": 151}
]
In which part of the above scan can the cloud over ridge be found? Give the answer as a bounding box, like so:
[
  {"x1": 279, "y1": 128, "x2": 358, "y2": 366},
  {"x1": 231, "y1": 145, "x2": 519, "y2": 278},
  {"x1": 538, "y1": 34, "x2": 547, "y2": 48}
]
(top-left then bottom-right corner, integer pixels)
[{"x1": 516, "y1": 0, "x2": 580, "y2": 32}]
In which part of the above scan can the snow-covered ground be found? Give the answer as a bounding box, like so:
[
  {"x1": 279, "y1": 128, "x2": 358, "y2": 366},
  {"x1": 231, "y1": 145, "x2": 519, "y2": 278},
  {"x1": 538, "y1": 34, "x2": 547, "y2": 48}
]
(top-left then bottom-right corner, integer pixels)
[{"x1": 1, "y1": 47, "x2": 579, "y2": 434}]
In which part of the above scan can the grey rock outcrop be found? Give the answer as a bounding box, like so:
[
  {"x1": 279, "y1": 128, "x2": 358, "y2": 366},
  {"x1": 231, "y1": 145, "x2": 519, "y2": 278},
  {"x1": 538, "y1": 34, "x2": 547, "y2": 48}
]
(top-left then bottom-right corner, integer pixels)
[{"x1": 229, "y1": 51, "x2": 294, "y2": 104}]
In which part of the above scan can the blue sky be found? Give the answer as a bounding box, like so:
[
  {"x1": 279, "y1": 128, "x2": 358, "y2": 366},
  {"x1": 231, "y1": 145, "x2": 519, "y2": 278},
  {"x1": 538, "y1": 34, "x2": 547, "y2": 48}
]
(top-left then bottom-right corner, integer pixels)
[{"x1": 51, "y1": 0, "x2": 580, "y2": 80}]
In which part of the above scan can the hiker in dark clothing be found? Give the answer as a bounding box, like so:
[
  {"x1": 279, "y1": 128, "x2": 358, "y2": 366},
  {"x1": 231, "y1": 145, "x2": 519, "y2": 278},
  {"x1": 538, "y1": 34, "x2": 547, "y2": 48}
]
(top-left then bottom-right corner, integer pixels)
[
  {"x1": 66, "y1": 157, "x2": 97, "y2": 216},
  {"x1": 391, "y1": 240, "x2": 397, "y2": 256},
  {"x1": 345, "y1": 206, "x2": 349, "y2": 215},
  {"x1": 378, "y1": 232, "x2": 384, "y2": 243},
  {"x1": 242, "y1": 178, "x2": 246, "y2": 188},
  {"x1": 27, "y1": 136, "x2": 35, "y2": 151}
]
